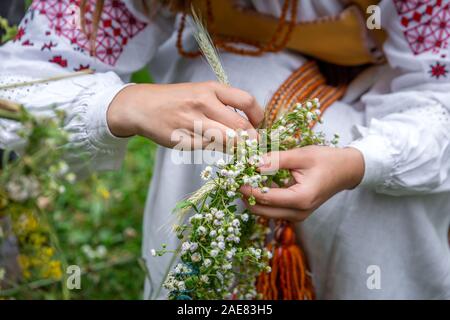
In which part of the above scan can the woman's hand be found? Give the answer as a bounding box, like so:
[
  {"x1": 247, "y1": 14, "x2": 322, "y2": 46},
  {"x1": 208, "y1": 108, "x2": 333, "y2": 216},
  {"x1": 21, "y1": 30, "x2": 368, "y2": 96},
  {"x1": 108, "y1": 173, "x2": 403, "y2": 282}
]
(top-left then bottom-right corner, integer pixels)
[
  {"x1": 107, "y1": 82, "x2": 263, "y2": 149},
  {"x1": 240, "y1": 146, "x2": 365, "y2": 222}
]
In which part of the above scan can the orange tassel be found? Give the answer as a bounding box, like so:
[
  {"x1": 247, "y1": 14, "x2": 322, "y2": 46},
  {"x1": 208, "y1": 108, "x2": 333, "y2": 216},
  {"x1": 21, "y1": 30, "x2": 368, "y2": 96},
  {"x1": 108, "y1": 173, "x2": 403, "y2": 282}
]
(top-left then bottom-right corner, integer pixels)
[{"x1": 257, "y1": 221, "x2": 315, "y2": 300}]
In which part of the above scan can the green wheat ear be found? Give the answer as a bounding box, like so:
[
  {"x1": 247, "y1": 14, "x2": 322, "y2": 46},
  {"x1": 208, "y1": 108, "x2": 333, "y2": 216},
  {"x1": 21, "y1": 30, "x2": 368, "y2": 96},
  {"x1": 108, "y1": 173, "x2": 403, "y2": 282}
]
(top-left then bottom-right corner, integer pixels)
[{"x1": 191, "y1": 7, "x2": 229, "y2": 85}]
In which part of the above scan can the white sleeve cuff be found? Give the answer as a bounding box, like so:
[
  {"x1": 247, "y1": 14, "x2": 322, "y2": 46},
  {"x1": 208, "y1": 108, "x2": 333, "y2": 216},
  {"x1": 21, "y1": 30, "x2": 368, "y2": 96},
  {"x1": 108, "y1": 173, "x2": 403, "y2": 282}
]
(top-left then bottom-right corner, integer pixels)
[
  {"x1": 85, "y1": 82, "x2": 134, "y2": 152},
  {"x1": 348, "y1": 129, "x2": 395, "y2": 188}
]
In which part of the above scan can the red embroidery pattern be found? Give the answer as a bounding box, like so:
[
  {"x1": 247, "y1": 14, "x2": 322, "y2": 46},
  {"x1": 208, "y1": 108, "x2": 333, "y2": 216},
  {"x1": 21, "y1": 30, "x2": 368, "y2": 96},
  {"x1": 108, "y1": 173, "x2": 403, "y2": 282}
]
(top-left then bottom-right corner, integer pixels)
[
  {"x1": 429, "y1": 61, "x2": 448, "y2": 78},
  {"x1": 14, "y1": 26, "x2": 26, "y2": 42},
  {"x1": 74, "y1": 64, "x2": 91, "y2": 71},
  {"x1": 393, "y1": 0, "x2": 450, "y2": 55},
  {"x1": 22, "y1": 40, "x2": 34, "y2": 46},
  {"x1": 31, "y1": 0, "x2": 147, "y2": 66}
]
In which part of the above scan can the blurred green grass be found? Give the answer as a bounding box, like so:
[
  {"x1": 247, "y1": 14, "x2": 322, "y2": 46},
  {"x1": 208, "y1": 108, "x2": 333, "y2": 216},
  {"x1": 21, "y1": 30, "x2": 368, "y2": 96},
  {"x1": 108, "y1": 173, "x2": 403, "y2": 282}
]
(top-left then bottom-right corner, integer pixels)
[
  {"x1": 1, "y1": 3, "x2": 157, "y2": 299},
  {"x1": 10, "y1": 68, "x2": 156, "y2": 300}
]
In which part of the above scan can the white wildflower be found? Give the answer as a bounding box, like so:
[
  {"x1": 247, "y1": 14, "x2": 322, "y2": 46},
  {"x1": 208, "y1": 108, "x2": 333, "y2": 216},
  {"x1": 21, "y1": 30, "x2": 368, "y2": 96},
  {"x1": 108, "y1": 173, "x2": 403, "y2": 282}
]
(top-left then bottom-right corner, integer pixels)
[
  {"x1": 211, "y1": 249, "x2": 219, "y2": 257},
  {"x1": 178, "y1": 281, "x2": 186, "y2": 291},
  {"x1": 241, "y1": 213, "x2": 249, "y2": 222},
  {"x1": 209, "y1": 230, "x2": 217, "y2": 237},
  {"x1": 200, "y1": 275, "x2": 209, "y2": 283},
  {"x1": 191, "y1": 252, "x2": 201, "y2": 262},
  {"x1": 227, "y1": 191, "x2": 236, "y2": 197},
  {"x1": 226, "y1": 129, "x2": 236, "y2": 139},
  {"x1": 239, "y1": 130, "x2": 249, "y2": 139},
  {"x1": 200, "y1": 166, "x2": 213, "y2": 180},
  {"x1": 203, "y1": 259, "x2": 212, "y2": 267},
  {"x1": 150, "y1": 249, "x2": 157, "y2": 257},
  {"x1": 198, "y1": 226, "x2": 207, "y2": 235},
  {"x1": 215, "y1": 158, "x2": 226, "y2": 168},
  {"x1": 215, "y1": 210, "x2": 224, "y2": 219},
  {"x1": 189, "y1": 242, "x2": 198, "y2": 252},
  {"x1": 222, "y1": 263, "x2": 232, "y2": 270},
  {"x1": 218, "y1": 241, "x2": 226, "y2": 250},
  {"x1": 261, "y1": 186, "x2": 270, "y2": 194},
  {"x1": 181, "y1": 241, "x2": 191, "y2": 253}
]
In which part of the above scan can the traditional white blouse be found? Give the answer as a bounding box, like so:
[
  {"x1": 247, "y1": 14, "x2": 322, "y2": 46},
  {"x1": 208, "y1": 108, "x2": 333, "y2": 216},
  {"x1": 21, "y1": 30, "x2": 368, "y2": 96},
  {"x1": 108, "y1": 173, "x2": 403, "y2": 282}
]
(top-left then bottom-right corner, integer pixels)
[{"x1": 1, "y1": 0, "x2": 449, "y2": 299}]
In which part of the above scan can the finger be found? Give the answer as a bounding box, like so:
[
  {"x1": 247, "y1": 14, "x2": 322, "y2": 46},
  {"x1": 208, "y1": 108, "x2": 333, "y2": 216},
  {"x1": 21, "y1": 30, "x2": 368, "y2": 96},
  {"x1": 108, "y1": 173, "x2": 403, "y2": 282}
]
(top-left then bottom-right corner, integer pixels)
[
  {"x1": 242, "y1": 199, "x2": 309, "y2": 222},
  {"x1": 170, "y1": 128, "x2": 210, "y2": 151},
  {"x1": 240, "y1": 185, "x2": 299, "y2": 208},
  {"x1": 201, "y1": 119, "x2": 235, "y2": 151},
  {"x1": 203, "y1": 99, "x2": 257, "y2": 137},
  {"x1": 213, "y1": 84, "x2": 264, "y2": 127},
  {"x1": 258, "y1": 149, "x2": 308, "y2": 172}
]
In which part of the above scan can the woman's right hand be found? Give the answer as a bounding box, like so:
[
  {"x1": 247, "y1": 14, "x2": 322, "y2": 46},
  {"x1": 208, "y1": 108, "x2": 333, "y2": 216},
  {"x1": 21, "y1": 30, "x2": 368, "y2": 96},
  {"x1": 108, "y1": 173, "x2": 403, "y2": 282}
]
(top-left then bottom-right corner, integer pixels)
[{"x1": 107, "y1": 82, "x2": 263, "y2": 149}]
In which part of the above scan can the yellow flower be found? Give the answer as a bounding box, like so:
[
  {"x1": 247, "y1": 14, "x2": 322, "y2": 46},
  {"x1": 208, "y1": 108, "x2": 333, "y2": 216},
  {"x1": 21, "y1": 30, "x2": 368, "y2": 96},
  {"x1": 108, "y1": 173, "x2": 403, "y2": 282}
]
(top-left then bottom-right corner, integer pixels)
[
  {"x1": 42, "y1": 260, "x2": 62, "y2": 280},
  {"x1": 97, "y1": 186, "x2": 110, "y2": 200},
  {"x1": 42, "y1": 246, "x2": 55, "y2": 258},
  {"x1": 30, "y1": 232, "x2": 46, "y2": 246}
]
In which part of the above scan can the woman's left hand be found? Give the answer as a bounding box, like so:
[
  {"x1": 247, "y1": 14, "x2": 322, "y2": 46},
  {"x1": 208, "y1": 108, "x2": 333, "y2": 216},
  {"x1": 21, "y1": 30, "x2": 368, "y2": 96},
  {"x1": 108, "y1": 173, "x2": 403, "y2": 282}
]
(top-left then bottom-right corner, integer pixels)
[{"x1": 240, "y1": 146, "x2": 365, "y2": 222}]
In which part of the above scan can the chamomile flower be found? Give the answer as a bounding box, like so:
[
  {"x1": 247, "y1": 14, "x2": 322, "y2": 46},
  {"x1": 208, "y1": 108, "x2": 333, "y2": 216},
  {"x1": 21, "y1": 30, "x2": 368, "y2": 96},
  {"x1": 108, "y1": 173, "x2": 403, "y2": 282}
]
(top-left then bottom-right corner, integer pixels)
[
  {"x1": 226, "y1": 250, "x2": 235, "y2": 259},
  {"x1": 203, "y1": 259, "x2": 212, "y2": 267},
  {"x1": 216, "y1": 158, "x2": 226, "y2": 168},
  {"x1": 227, "y1": 191, "x2": 236, "y2": 197},
  {"x1": 181, "y1": 242, "x2": 191, "y2": 253},
  {"x1": 189, "y1": 242, "x2": 198, "y2": 252},
  {"x1": 191, "y1": 252, "x2": 202, "y2": 262},
  {"x1": 215, "y1": 210, "x2": 224, "y2": 219},
  {"x1": 200, "y1": 166, "x2": 213, "y2": 181},
  {"x1": 198, "y1": 226, "x2": 207, "y2": 235},
  {"x1": 261, "y1": 187, "x2": 270, "y2": 194},
  {"x1": 239, "y1": 130, "x2": 249, "y2": 139},
  {"x1": 222, "y1": 263, "x2": 232, "y2": 270},
  {"x1": 210, "y1": 249, "x2": 219, "y2": 257},
  {"x1": 226, "y1": 129, "x2": 237, "y2": 139}
]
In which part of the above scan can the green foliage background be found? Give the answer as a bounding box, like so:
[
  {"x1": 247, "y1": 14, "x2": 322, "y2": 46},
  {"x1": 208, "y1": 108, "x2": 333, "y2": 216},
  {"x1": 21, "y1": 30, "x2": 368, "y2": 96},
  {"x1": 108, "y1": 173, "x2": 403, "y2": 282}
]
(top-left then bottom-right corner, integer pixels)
[{"x1": 0, "y1": 6, "x2": 156, "y2": 299}]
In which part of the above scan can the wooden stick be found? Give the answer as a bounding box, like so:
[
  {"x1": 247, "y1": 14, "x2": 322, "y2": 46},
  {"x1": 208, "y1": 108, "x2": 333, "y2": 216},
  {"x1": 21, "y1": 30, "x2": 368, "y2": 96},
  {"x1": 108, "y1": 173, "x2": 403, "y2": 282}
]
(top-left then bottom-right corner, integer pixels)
[{"x1": 0, "y1": 69, "x2": 94, "y2": 90}]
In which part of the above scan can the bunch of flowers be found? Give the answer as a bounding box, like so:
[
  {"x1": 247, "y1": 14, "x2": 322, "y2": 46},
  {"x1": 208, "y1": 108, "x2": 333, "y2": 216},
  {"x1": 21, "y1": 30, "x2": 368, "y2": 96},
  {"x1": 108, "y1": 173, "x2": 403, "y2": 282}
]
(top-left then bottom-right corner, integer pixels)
[{"x1": 155, "y1": 99, "x2": 338, "y2": 299}]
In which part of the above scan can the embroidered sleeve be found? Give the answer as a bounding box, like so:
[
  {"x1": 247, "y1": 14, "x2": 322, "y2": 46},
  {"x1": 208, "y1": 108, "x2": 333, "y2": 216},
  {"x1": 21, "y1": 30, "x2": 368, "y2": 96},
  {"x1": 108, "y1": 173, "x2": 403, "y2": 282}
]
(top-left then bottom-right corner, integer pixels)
[
  {"x1": 0, "y1": 0, "x2": 173, "y2": 174},
  {"x1": 347, "y1": 0, "x2": 450, "y2": 195}
]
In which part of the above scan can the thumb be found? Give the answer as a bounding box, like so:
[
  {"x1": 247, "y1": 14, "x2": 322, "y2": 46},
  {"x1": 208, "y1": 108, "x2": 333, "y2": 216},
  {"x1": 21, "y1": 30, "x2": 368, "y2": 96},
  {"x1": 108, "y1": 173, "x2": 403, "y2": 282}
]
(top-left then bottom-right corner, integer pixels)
[{"x1": 258, "y1": 149, "x2": 306, "y2": 173}]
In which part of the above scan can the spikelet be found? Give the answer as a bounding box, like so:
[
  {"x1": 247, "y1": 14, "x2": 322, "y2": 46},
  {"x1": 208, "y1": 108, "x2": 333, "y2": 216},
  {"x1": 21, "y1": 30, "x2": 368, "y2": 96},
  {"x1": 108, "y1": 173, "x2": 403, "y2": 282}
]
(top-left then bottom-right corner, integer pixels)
[{"x1": 191, "y1": 8, "x2": 229, "y2": 85}]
